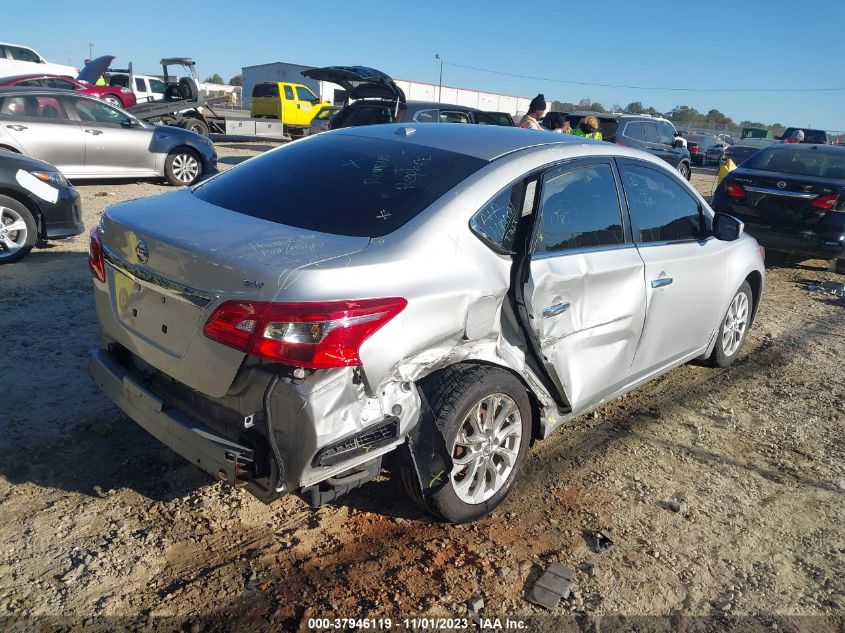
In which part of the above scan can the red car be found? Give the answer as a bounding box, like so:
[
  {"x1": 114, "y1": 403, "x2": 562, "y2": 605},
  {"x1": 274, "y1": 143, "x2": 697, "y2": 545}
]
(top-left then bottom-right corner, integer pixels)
[{"x1": 0, "y1": 74, "x2": 136, "y2": 109}]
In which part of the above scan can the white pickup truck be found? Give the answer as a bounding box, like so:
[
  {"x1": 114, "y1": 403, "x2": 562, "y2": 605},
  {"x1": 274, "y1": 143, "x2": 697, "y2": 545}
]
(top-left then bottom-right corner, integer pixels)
[{"x1": 0, "y1": 41, "x2": 79, "y2": 78}]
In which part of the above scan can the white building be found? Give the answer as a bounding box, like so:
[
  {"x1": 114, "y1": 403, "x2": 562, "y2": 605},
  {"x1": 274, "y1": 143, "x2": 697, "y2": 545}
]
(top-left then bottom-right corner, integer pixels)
[{"x1": 241, "y1": 61, "x2": 545, "y2": 117}]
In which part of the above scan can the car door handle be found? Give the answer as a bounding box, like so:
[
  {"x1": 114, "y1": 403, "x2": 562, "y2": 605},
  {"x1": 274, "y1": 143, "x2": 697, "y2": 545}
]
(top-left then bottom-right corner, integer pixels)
[
  {"x1": 5, "y1": 124, "x2": 27, "y2": 131},
  {"x1": 651, "y1": 277, "x2": 673, "y2": 288},
  {"x1": 542, "y1": 302, "x2": 570, "y2": 318},
  {"x1": 83, "y1": 129, "x2": 103, "y2": 135}
]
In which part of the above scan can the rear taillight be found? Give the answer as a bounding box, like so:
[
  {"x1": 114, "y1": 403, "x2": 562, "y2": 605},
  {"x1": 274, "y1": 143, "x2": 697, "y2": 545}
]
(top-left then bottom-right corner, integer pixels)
[
  {"x1": 811, "y1": 194, "x2": 840, "y2": 210},
  {"x1": 689, "y1": 144, "x2": 700, "y2": 152},
  {"x1": 203, "y1": 298, "x2": 407, "y2": 369},
  {"x1": 88, "y1": 226, "x2": 105, "y2": 282},
  {"x1": 726, "y1": 182, "x2": 745, "y2": 198}
]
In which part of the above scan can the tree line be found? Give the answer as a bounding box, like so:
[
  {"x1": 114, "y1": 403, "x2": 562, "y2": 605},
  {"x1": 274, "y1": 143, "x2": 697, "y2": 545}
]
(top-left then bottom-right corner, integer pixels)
[{"x1": 552, "y1": 98, "x2": 795, "y2": 137}]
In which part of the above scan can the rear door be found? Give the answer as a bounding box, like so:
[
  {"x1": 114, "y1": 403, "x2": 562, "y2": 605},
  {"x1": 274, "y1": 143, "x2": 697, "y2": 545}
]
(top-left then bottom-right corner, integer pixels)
[
  {"x1": 618, "y1": 159, "x2": 729, "y2": 377},
  {"x1": 523, "y1": 159, "x2": 647, "y2": 412},
  {"x1": 0, "y1": 93, "x2": 86, "y2": 174},
  {"x1": 64, "y1": 95, "x2": 155, "y2": 175}
]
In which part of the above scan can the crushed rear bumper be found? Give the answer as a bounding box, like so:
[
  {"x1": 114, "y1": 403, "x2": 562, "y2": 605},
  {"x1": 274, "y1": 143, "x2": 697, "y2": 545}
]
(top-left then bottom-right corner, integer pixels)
[{"x1": 89, "y1": 347, "x2": 255, "y2": 486}]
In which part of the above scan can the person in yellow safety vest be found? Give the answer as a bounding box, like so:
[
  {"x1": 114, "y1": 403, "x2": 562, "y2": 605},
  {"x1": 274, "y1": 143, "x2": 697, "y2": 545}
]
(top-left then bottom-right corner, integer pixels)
[{"x1": 573, "y1": 115, "x2": 603, "y2": 140}]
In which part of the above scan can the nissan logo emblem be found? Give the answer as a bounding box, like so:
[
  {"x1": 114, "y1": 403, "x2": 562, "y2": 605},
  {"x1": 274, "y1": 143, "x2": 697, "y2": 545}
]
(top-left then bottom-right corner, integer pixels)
[
  {"x1": 777, "y1": 181, "x2": 786, "y2": 189},
  {"x1": 135, "y1": 239, "x2": 149, "y2": 264}
]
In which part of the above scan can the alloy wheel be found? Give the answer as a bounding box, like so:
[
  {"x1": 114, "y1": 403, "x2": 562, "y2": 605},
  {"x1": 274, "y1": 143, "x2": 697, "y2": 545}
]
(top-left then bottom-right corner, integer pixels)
[
  {"x1": 722, "y1": 291, "x2": 749, "y2": 356},
  {"x1": 171, "y1": 153, "x2": 200, "y2": 184},
  {"x1": 450, "y1": 393, "x2": 522, "y2": 504},
  {"x1": 0, "y1": 206, "x2": 28, "y2": 258}
]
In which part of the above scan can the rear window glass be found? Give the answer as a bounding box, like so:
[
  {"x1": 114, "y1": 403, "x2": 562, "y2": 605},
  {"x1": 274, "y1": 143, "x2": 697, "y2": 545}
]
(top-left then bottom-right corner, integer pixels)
[
  {"x1": 334, "y1": 103, "x2": 396, "y2": 127},
  {"x1": 192, "y1": 134, "x2": 487, "y2": 237},
  {"x1": 783, "y1": 128, "x2": 827, "y2": 144},
  {"x1": 743, "y1": 147, "x2": 845, "y2": 179},
  {"x1": 252, "y1": 83, "x2": 278, "y2": 98}
]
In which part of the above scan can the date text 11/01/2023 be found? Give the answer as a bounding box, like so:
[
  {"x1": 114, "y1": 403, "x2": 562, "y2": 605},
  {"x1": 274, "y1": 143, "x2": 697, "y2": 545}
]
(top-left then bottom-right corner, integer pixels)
[{"x1": 307, "y1": 617, "x2": 528, "y2": 630}]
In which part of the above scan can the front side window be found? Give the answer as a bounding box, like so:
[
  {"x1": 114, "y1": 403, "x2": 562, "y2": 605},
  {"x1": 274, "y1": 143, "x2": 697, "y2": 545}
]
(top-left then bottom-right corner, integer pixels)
[
  {"x1": 44, "y1": 78, "x2": 76, "y2": 90},
  {"x1": 17, "y1": 79, "x2": 44, "y2": 87},
  {"x1": 296, "y1": 86, "x2": 320, "y2": 103},
  {"x1": 470, "y1": 183, "x2": 523, "y2": 252},
  {"x1": 69, "y1": 98, "x2": 125, "y2": 124},
  {"x1": 535, "y1": 164, "x2": 625, "y2": 253},
  {"x1": 193, "y1": 134, "x2": 486, "y2": 238},
  {"x1": 657, "y1": 121, "x2": 676, "y2": 145},
  {"x1": 621, "y1": 163, "x2": 704, "y2": 243},
  {"x1": 9, "y1": 46, "x2": 40, "y2": 63}
]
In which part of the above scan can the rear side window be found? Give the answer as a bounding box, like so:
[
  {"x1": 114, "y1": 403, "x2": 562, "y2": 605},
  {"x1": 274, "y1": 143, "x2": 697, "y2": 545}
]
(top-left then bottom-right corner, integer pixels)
[
  {"x1": 470, "y1": 184, "x2": 523, "y2": 252},
  {"x1": 535, "y1": 164, "x2": 625, "y2": 253},
  {"x1": 642, "y1": 122, "x2": 660, "y2": 143},
  {"x1": 284, "y1": 85, "x2": 294, "y2": 100},
  {"x1": 193, "y1": 134, "x2": 486, "y2": 238},
  {"x1": 620, "y1": 163, "x2": 704, "y2": 243},
  {"x1": 623, "y1": 122, "x2": 643, "y2": 141},
  {"x1": 744, "y1": 147, "x2": 845, "y2": 178},
  {"x1": 135, "y1": 78, "x2": 146, "y2": 92},
  {"x1": 252, "y1": 83, "x2": 279, "y2": 98}
]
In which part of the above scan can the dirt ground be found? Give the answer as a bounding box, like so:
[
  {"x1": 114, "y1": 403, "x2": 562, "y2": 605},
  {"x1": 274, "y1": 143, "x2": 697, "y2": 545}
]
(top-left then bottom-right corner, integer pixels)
[{"x1": 1, "y1": 142, "x2": 843, "y2": 632}]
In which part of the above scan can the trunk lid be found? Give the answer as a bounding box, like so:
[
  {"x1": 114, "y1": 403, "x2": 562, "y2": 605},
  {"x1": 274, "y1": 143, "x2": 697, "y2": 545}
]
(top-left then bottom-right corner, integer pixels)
[
  {"x1": 99, "y1": 189, "x2": 370, "y2": 395},
  {"x1": 77, "y1": 55, "x2": 114, "y2": 84},
  {"x1": 301, "y1": 66, "x2": 406, "y2": 104},
  {"x1": 730, "y1": 168, "x2": 844, "y2": 228}
]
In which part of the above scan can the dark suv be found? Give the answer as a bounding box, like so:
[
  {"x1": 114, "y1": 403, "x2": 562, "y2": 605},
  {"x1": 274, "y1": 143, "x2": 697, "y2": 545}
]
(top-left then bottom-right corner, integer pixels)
[
  {"x1": 302, "y1": 66, "x2": 514, "y2": 129},
  {"x1": 554, "y1": 111, "x2": 692, "y2": 179},
  {"x1": 779, "y1": 127, "x2": 829, "y2": 144}
]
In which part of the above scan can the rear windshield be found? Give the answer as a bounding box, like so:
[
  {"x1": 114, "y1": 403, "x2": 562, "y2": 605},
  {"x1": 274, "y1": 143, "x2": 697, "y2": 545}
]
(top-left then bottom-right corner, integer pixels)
[
  {"x1": 193, "y1": 134, "x2": 487, "y2": 237},
  {"x1": 314, "y1": 107, "x2": 337, "y2": 120},
  {"x1": 783, "y1": 128, "x2": 827, "y2": 144},
  {"x1": 743, "y1": 147, "x2": 845, "y2": 179},
  {"x1": 333, "y1": 102, "x2": 396, "y2": 127},
  {"x1": 252, "y1": 83, "x2": 278, "y2": 98}
]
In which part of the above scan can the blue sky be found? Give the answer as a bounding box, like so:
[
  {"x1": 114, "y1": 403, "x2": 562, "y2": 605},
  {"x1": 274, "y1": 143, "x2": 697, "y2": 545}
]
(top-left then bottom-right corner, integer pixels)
[{"x1": 5, "y1": 0, "x2": 844, "y2": 130}]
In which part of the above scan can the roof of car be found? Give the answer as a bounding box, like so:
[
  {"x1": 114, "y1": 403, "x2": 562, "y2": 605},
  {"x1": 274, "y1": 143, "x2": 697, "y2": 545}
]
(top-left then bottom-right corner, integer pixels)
[
  {"x1": 764, "y1": 143, "x2": 843, "y2": 154},
  {"x1": 0, "y1": 74, "x2": 71, "y2": 82},
  {"x1": 566, "y1": 110, "x2": 670, "y2": 122},
  {"x1": 329, "y1": 122, "x2": 608, "y2": 161}
]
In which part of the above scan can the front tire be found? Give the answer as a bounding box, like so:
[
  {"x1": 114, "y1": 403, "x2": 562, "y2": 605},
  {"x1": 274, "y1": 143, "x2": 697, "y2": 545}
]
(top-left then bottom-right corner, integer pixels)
[
  {"x1": 678, "y1": 161, "x2": 691, "y2": 179},
  {"x1": 0, "y1": 195, "x2": 37, "y2": 264},
  {"x1": 709, "y1": 281, "x2": 753, "y2": 367},
  {"x1": 164, "y1": 147, "x2": 202, "y2": 186},
  {"x1": 400, "y1": 364, "x2": 532, "y2": 523}
]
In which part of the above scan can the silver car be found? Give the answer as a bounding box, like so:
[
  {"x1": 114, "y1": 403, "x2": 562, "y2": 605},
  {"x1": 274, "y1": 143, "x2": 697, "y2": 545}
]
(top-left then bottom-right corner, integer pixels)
[
  {"x1": 88, "y1": 124, "x2": 764, "y2": 522},
  {"x1": 0, "y1": 87, "x2": 217, "y2": 185}
]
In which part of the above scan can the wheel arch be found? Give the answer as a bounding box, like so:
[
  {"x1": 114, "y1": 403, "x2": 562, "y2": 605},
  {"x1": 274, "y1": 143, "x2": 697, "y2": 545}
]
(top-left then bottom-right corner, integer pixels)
[
  {"x1": 745, "y1": 269, "x2": 763, "y2": 326},
  {"x1": 417, "y1": 359, "x2": 544, "y2": 443}
]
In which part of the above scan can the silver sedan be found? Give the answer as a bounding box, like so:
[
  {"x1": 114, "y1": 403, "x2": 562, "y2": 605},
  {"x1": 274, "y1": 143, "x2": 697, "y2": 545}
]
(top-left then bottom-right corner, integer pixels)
[
  {"x1": 0, "y1": 87, "x2": 217, "y2": 185},
  {"x1": 88, "y1": 124, "x2": 764, "y2": 522}
]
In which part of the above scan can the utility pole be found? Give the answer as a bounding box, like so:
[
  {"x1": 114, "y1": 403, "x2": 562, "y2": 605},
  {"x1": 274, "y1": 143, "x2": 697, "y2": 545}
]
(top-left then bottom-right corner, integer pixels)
[
  {"x1": 435, "y1": 54, "x2": 443, "y2": 102},
  {"x1": 88, "y1": 42, "x2": 94, "y2": 60}
]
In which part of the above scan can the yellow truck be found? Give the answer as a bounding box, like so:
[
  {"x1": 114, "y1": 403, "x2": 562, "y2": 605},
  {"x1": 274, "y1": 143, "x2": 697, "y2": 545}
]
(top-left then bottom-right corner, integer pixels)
[{"x1": 250, "y1": 81, "x2": 332, "y2": 135}]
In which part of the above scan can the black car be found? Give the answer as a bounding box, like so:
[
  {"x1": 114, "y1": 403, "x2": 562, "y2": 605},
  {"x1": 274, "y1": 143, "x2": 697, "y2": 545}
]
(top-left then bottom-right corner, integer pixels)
[
  {"x1": 686, "y1": 133, "x2": 725, "y2": 166},
  {"x1": 779, "y1": 127, "x2": 828, "y2": 144},
  {"x1": 723, "y1": 138, "x2": 777, "y2": 166},
  {"x1": 712, "y1": 144, "x2": 845, "y2": 270},
  {"x1": 0, "y1": 150, "x2": 83, "y2": 263},
  {"x1": 563, "y1": 111, "x2": 692, "y2": 179},
  {"x1": 301, "y1": 66, "x2": 515, "y2": 129}
]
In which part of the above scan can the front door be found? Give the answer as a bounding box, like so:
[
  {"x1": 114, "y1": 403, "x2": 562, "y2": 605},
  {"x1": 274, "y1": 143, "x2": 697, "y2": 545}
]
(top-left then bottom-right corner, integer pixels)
[
  {"x1": 0, "y1": 94, "x2": 86, "y2": 174},
  {"x1": 617, "y1": 159, "x2": 729, "y2": 378},
  {"x1": 64, "y1": 96, "x2": 155, "y2": 176},
  {"x1": 524, "y1": 159, "x2": 647, "y2": 413}
]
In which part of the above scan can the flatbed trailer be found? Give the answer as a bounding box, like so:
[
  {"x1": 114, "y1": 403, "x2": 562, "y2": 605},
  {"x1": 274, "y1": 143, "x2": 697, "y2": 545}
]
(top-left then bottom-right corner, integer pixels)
[{"x1": 116, "y1": 58, "x2": 290, "y2": 139}]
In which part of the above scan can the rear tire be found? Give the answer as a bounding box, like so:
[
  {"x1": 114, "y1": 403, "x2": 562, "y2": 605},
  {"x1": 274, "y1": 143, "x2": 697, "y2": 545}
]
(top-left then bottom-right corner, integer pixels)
[
  {"x1": 400, "y1": 364, "x2": 532, "y2": 523},
  {"x1": 708, "y1": 281, "x2": 753, "y2": 367},
  {"x1": 183, "y1": 118, "x2": 209, "y2": 137},
  {"x1": 164, "y1": 147, "x2": 203, "y2": 186},
  {"x1": 830, "y1": 259, "x2": 845, "y2": 275},
  {"x1": 102, "y1": 95, "x2": 122, "y2": 109},
  {"x1": 0, "y1": 195, "x2": 37, "y2": 264}
]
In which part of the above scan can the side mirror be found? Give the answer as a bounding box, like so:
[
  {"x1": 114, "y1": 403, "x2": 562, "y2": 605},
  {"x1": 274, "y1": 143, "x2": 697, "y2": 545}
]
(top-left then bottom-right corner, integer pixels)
[
  {"x1": 713, "y1": 212, "x2": 744, "y2": 241},
  {"x1": 121, "y1": 117, "x2": 139, "y2": 128},
  {"x1": 672, "y1": 139, "x2": 684, "y2": 148}
]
